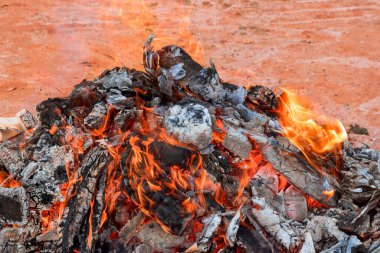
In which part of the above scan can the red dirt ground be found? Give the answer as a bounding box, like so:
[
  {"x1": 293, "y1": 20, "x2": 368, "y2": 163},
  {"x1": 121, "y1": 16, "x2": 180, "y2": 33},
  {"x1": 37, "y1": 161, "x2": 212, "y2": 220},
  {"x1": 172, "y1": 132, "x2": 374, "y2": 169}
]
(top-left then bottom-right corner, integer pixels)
[{"x1": 0, "y1": 0, "x2": 379, "y2": 148}]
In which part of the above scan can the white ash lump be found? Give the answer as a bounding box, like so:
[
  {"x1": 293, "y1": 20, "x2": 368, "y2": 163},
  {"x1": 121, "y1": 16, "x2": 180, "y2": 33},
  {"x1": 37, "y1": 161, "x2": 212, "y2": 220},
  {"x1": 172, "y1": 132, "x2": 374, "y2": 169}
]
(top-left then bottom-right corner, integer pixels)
[{"x1": 164, "y1": 103, "x2": 212, "y2": 150}]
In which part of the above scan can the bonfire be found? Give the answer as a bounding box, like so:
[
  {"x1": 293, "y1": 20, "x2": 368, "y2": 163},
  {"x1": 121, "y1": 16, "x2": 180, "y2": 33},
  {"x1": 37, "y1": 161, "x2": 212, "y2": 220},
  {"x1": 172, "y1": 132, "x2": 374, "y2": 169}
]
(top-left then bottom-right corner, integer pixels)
[{"x1": 0, "y1": 36, "x2": 378, "y2": 253}]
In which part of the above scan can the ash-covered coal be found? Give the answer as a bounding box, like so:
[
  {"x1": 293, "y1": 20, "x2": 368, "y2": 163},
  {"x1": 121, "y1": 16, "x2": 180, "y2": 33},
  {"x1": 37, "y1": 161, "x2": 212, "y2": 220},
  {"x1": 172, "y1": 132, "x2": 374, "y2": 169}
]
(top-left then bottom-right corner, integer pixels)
[{"x1": 0, "y1": 35, "x2": 378, "y2": 253}]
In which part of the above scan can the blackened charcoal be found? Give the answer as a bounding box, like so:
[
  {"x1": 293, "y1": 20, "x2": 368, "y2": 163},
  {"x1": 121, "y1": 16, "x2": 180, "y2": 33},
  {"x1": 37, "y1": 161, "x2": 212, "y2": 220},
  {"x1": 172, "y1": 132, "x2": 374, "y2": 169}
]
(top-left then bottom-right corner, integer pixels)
[
  {"x1": 246, "y1": 85, "x2": 278, "y2": 110},
  {"x1": 84, "y1": 102, "x2": 107, "y2": 130},
  {"x1": 0, "y1": 186, "x2": 29, "y2": 225},
  {"x1": 114, "y1": 108, "x2": 138, "y2": 132},
  {"x1": 187, "y1": 67, "x2": 226, "y2": 103},
  {"x1": 221, "y1": 175, "x2": 240, "y2": 204},
  {"x1": 36, "y1": 98, "x2": 66, "y2": 128},
  {"x1": 150, "y1": 140, "x2": 192, "y2": 171},
  {"x1": 153, "y1": 194, "x2": 191, "y2": 235},
  {"x1": 67, "y1": 81, "x2": 102, "y2": 108},
  {"x1": 59, "y1": 148, "x2": 109, "y2": 253},
  {"x1": 158, "y1": 45, "x2": 203, "y2": 81},
  {"x1": 158, "y1": 69, "x2": 174, "y2": 96},
  {"x1": 203, "y1": 150, "x2": 232, "y2": 181},
  {"x1": 27, "y1": 183, "x2": 57, "y2": 208},
  {"x1": 237, "y1": 226, "x2": 273, "y2": 253}
]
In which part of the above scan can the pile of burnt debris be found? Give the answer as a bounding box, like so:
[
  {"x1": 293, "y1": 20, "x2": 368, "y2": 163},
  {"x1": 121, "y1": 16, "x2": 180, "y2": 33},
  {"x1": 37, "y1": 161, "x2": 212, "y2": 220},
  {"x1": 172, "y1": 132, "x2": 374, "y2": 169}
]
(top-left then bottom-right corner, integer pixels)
[{"x1": 0, "y1": 35, "x2": 379, "y2": 253}]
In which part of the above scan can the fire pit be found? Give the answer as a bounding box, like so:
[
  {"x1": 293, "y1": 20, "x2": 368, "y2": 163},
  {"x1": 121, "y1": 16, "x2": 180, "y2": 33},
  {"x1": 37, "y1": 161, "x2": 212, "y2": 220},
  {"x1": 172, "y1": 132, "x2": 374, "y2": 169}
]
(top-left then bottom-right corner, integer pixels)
[{"x1": 0, "y1": 36, "x2": 379, "y2": 253}]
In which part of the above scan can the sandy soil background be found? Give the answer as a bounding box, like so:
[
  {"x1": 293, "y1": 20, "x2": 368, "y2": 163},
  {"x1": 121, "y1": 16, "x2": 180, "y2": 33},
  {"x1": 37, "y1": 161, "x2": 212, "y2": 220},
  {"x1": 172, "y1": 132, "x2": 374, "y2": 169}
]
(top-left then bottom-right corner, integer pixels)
[{"x1": 0, "y1": 0, "x2": 379, "y2": 148}]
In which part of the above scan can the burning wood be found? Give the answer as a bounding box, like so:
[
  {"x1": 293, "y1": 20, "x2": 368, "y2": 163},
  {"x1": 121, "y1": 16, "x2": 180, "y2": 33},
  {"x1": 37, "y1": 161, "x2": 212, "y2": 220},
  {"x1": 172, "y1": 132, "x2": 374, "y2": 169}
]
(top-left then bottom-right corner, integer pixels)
[{"x1": 0, "y1": 36, "x2": 378, "y2": 252}]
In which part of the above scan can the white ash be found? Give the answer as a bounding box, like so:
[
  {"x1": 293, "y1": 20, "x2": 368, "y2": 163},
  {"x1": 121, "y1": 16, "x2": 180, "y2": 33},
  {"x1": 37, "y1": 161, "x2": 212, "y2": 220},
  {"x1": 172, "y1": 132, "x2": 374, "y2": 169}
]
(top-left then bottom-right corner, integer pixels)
[
  {"x1": 252, "y1": 166, "x2": 286, "y2": 215},
  {"x1": 171, "y1": 45, "x2": 182, "y2": 57},
  {"x1": 21, "y1": 145, "x2": 72, "y2": 208},
  {"x1": 186, "y1": 213, "x2": 222, "y2": 253},
  {"x1": 134, "y1": 244, "x2": 153, "y2": 253},
  {"x1": 235, "y1": 104, "x2": 268, "y2": 124},
  {"x1": 0, "y1": 226, "x2": 35, "y2": 252},
  {"x1": 164, "y1": 103, "x2": 212, "y2": 150},
  {"x1": 300, "y1": 232, "x2": 316, "y2": 253},
  {"x1": 250, "y1": 196, "x2": 301, "y2": 250},
  {"x1": 220, "y1": 115, "x2": 241, "y2": 128},
  {"x1": 226, "y1": 86, "x2": 246, "y2": 105},
  {"x1": 21, "y1": 145, "x2": 71, "y2": 184},
  {"x1": 169, "y1": 63, "x2": 186, "y2": 80},
  {"x1": 97, "y1": 68, "x2": 133, "y2": 91},
  {"x1": 306, "y1": 215, "x2": 350, "y2": 243},
  {"x1": 342, "y1": 145, "x2": 380, "y2": 203},
  {"x1": 226, "y1": 207, "x2": 242, "y2": 246},
  {"x1": 222, "y1": 127, "x2": 251, "y2": 159}
]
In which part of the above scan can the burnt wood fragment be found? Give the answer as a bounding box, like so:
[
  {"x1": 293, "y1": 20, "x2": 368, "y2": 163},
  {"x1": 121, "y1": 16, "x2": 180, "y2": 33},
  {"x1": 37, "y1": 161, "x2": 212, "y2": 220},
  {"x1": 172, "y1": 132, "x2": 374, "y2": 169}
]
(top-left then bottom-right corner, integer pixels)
[
  {"x1": 0, "y1": 186, "x2": 29, "y2": 225},
  {"x1": 246, "y1": 85, "x2": 278, "y2": 111},
  {"x1": 260, "y1": 141, "x2": 338, "y2": 206},
  {"x1": 57, "y1": 147, "x2": 109, "y2": 253}
]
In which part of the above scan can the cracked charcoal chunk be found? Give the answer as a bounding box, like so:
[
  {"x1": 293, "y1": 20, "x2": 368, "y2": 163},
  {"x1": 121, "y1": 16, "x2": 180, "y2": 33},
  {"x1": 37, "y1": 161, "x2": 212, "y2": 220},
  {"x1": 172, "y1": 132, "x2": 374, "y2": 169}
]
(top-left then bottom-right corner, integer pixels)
[
  {"x1": 0, "y1": 142, "x2": 25, "y2": 175},
  {"x1": 150, "y1": 140, "x2": 192, "y2": 171},
  {"x1": 222, "y1": 127, "x2": 252, "y2": 159},
  {"x1": 164, "y1": 103, "x2": 212, "y2": 150},
  {"x1": 106, "y1": 89, "x2": 135, "y2": 110},
  {"x1": 59, "y1": 147, "x2": 109, "y2": 253},
  {"x1": 0, "y1": 187, "x2": 29, "y2": 225},
  {"x1": 260, "y1": 143, "x2": 338, "y2": 206},
  {"x1": 237, "y1": 226, "x2": 273, "y2": 253},
  {"x1": 247, "y1": 85, "x2": 278, "y2": 110},
  {"x1": 158, "y1": 69, "x2": 174, "y2": 96},
  {"x1": 84, "y1": 102, "x2": 107, "y2": 130},
  {"x1": 67, "y1": 81, "x2": 102, "y2": 108},
  {"x1": 114, "y1": 108, "x2": 138, "y2": 131},
  {"x1": 188, "y1": 67, "x2": 226, "y2": 103},
  {"x1": 158, "y1": 45, "x2": 203, "y2": 82}
]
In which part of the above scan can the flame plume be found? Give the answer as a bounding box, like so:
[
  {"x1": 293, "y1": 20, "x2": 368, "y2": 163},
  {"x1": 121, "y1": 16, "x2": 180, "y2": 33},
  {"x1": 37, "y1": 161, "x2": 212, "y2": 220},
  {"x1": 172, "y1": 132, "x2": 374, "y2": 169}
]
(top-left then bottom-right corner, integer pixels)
[{"x1": 277, "y1": 88, "x2": 347, "y2": 200}]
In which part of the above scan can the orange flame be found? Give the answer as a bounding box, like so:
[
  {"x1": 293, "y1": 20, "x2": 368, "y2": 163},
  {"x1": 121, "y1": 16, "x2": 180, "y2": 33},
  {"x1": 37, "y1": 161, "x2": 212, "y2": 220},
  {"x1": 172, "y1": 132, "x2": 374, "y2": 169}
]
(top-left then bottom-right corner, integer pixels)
[
  {"x1": 0, "y1": 171, "x2": 21, "y2": 188},
  {"x1": 277, "y1": 88, "x2": 347, "y2": 200},
  {"x1": 277, "y1": 88, "x2": 347, "y2": 156}
]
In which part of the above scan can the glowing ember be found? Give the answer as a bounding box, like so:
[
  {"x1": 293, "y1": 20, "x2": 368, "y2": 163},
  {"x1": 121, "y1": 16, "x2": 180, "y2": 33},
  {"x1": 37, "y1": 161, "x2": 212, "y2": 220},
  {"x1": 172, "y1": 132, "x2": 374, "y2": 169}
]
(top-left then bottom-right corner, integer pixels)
[{"x1": 0, "y1": 171, "x2": 21, "y2": 188}]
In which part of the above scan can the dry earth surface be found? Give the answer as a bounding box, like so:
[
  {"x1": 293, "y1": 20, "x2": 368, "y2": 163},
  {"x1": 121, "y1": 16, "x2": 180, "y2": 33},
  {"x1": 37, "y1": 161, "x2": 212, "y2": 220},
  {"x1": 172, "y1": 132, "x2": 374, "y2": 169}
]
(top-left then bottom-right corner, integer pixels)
[{"x1": 0, "y1": 0, "x2": 379, "y2": 148}]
